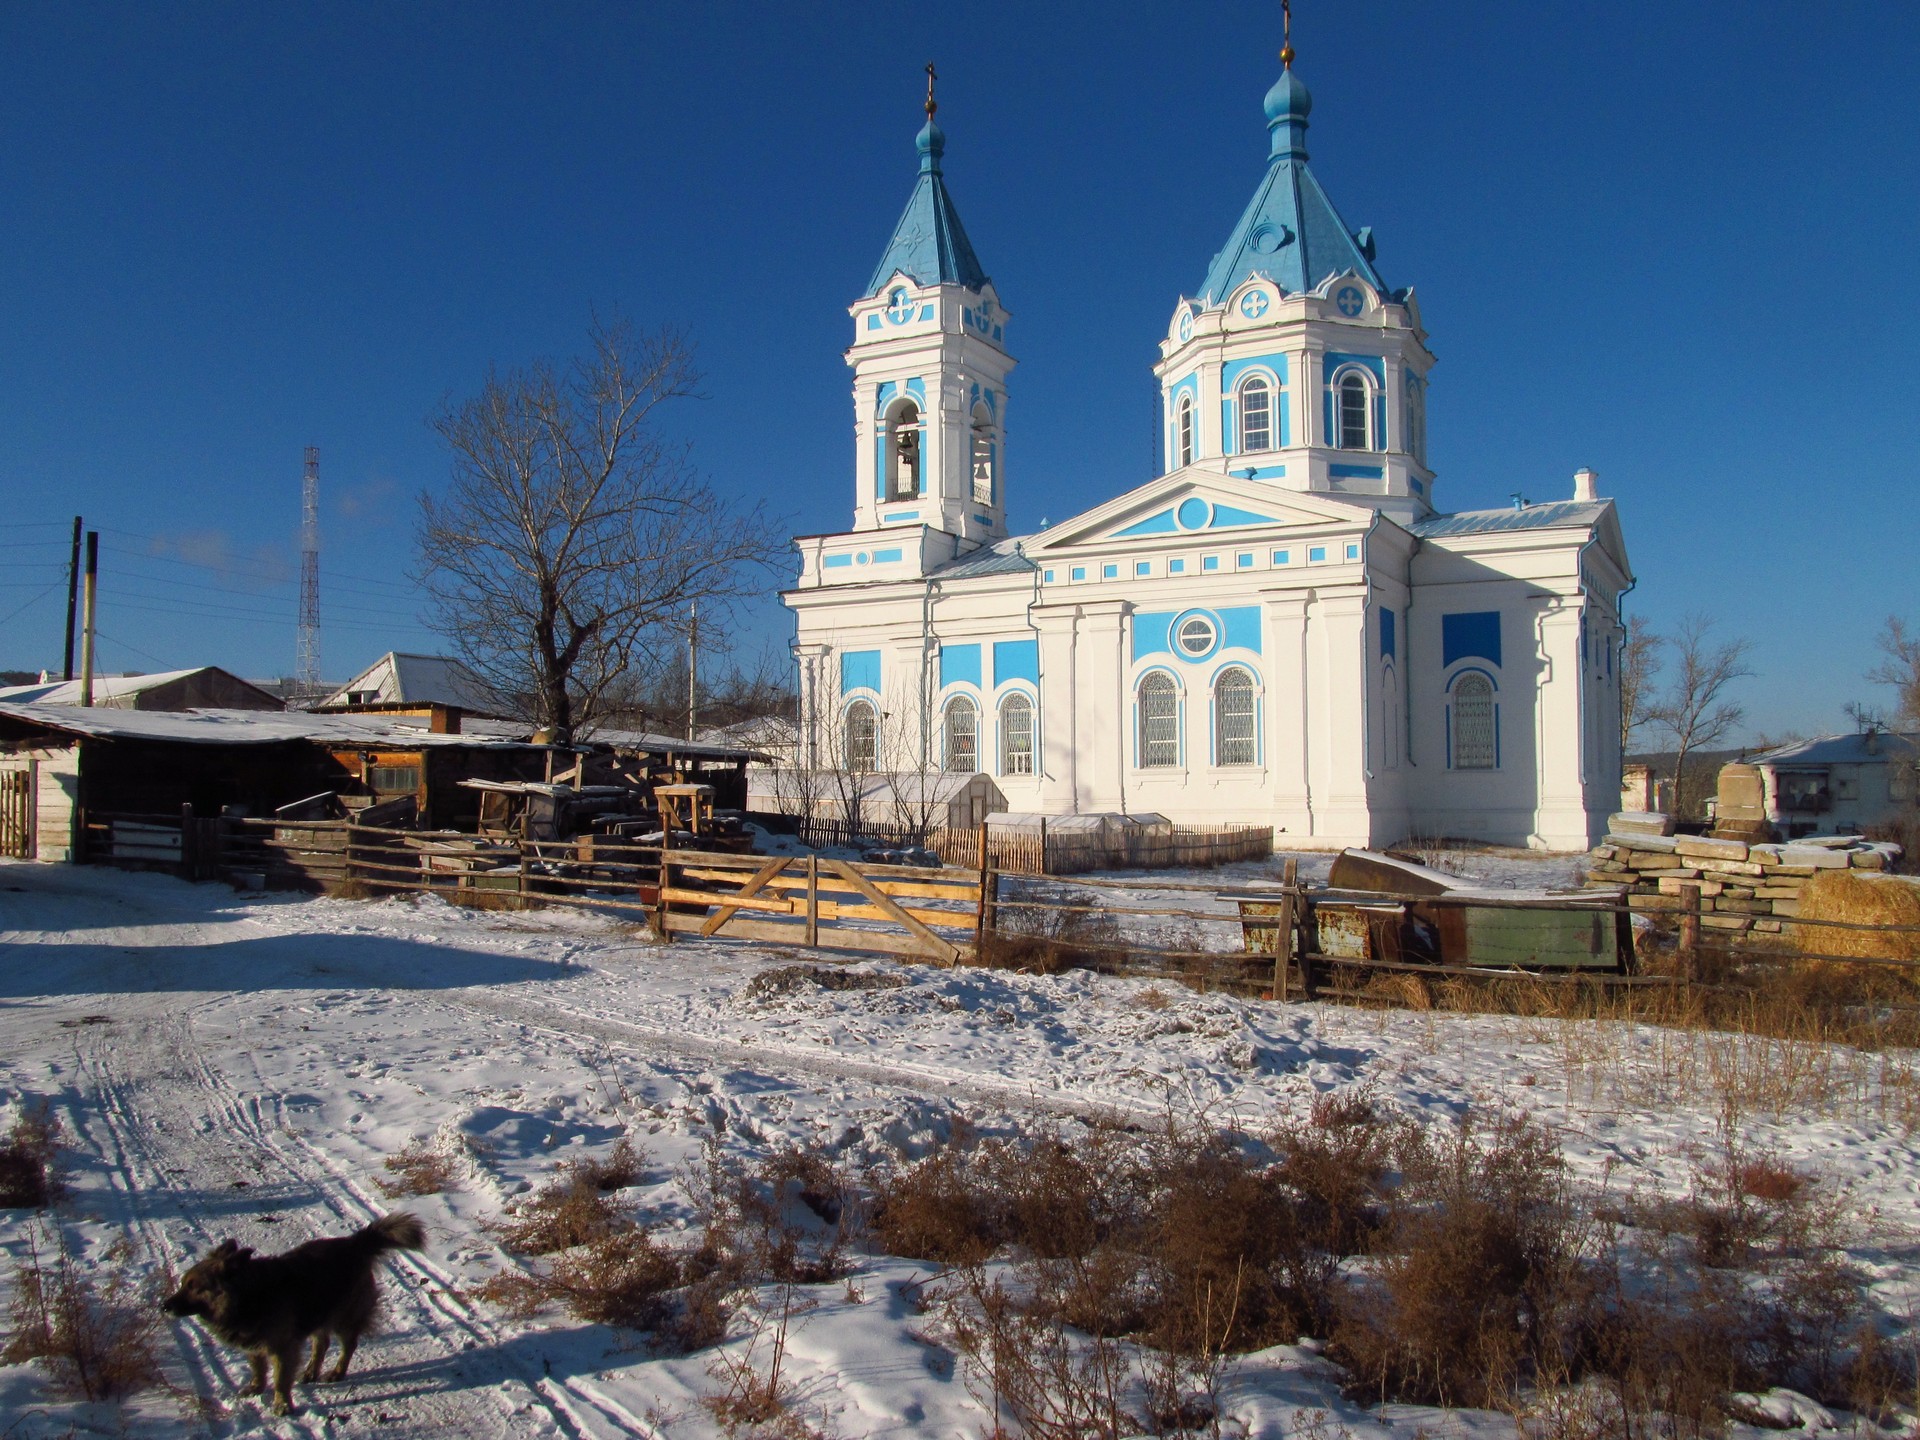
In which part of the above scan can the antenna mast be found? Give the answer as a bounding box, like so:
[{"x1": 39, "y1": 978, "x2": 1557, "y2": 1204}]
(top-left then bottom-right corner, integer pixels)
[{"x1": 297, "y1": 446, "x2": 321, "y2": 698}]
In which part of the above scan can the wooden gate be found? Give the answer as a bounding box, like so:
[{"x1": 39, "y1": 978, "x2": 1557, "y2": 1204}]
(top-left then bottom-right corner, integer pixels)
[
  {"x1": 0, "y1": 768, "x2": 31, "y2": 859},
  {"x1": 658, "y1": 847, "x2": 984, "y2": 964}
]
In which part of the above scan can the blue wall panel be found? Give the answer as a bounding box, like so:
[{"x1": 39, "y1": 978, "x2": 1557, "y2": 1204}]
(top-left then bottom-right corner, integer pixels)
[
  {"x1": 840, "y1": 650, "x2": 881, "y2": 695},
  {"x1": 1133, "y1": 611, "x2": 1178, "y2": 661},
  {"x1": 1220, "y1": 606, "x2": 1263, "y2": 654},
  {"x1": 992, "y1": 639, "x2": 1039, "y2": 686},
  {"x1": 1442, "y1": 611, "x2": 1502, "y2": 669},
  {"x1": 940, "y1": 643, "x2": 982, "y2": 690}
]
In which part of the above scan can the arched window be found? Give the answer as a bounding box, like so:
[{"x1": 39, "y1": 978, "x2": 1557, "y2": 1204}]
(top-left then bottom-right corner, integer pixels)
[
  {"x1": 1338, "y1": 372, "x2": 1370, "y2": 450},
  {"x1": 1239, "y1": 377, "x2": 1273, "y2": 453},
  {"x1": 1138, "y1": 672, "x2": 1179, "y2": 768},
  {"x1": 1213, "y1": 668, "x2": 1257, "y2": 766},
  {"x1": 844, "y1": 700, "x2": 878, "y2": 772},
  {"x1": 886, "y1": 400, "x2": 921, "y2": 501},
  {"x1": 970, "y1": 404, "x2": 995, "y2": 505},
  {"x1": 943, "y1": 696, "x2": 978, "y2": 773},
  {"x1": 1450, "y1": 673, "x2": 1496, "y2": 770},
  {"x1": 1177, "y1": 395, "x2": 1195, "y2": 467},
  {"x1": 999, "y1": 693, "x2": 1034, "y2": 775}
]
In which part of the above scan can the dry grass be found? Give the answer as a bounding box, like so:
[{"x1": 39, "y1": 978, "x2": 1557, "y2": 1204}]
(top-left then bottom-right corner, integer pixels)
[
  {"x1": 376, "y1": 1136, "x2": 461, "y2": 1198},
  {"x1": 2, "y1": 1227, "x2": 164, "y2": 1402},
  {"x1": 978, "y1": 894, "x2": 1124, "y2": 975},
  {"x1": 1794, "y1": 869, "x2": 1920, "y2": 966},
  {"x1": 0, "y1": 1101, "x2": 63, "y2": 1210},
  {"x1": 484, "y1": 1139, "x2": 647, "y2": 1255},
  {"x1": 701, "y1": 1285, "x2": 834, "y2": 1440}
]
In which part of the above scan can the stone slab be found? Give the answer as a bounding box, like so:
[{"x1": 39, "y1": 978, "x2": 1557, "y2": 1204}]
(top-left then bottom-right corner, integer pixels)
[
  {"x1": 1697, "y1": 859, "x2": 1767, "y2": 878},
  {"x1": 1659, "y1": 877, "x2": 1723, "y2": 897},
  {"x1": 1851, "y1": 852, "x2": 1887, "y2": 870},
  {"x1": 1610, "y1": 810, "x2": 1676, "y2": 837},
  {"x1": 1754, "y1": 886, "x2": 1803, "y2": 900},
  {"x1": 1701, "y1": 913, "x2": 1754, "y2": 931},
  {"x1": 1674, "y1": 836, "x2": 1751, "y2": 862},
  {"x1": 1779, "y1": 846, "x2": 1851, "y2": 869},
  {"x1": 1607, "y1": 833, "x2": 1679, "y2": 854},
  {"x1": 1770, "y1": 898, "x2": 1802, "y2": 916}
]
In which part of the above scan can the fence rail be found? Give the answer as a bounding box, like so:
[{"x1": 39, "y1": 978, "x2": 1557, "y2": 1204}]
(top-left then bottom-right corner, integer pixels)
[{"x1": 787, "y1": 817, "x2": 1272, "y2": 876}]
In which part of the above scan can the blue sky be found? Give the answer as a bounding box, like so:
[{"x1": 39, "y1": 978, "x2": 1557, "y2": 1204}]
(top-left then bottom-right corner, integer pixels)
[{"x1": 0, "y1": 1, "x2": 1913, "y2": 739}]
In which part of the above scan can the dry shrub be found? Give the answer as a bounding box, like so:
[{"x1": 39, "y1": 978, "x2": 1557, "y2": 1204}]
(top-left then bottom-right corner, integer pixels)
[
  {"x1": 980, "y1": 891, "x2": 1123, "y2": 974},
  {"x1": 1793, "y1": 869, "x2": 1920, "y2": 967},
  {"x1": 696, "y1": 1141, "x2": 859, "y2": 1286},
  {"x1": 480, "y1": 1228, "x2": 686, "y2": 1330},
  {"x1": 1331, "y1": 1113, "x2": 1586, "y2": 1409},
  {"x1": 870, "y1": 1139, "x2": 1003, "y2": 1265},
  {"x1": 702, "y1": 1286, "x2": 830, "y2": 1440},
  {"x1": 743, "y1": 964, "x2": 906, "y2": 1002},
  {"x1": 3, "y1": 1228, "x2": 163, "y2": 1401},
  {"x1": 0, "y1": 1100, "x2": 63, "y2": 1209},
  {"x1": 377, "y1": 1136, "x2": 460, "y2": 1198},
  {"x1": 485, "y1": 1143, "x2": 646, "y2": 1255},
  {"x1": 939, "y1": 1267, "x2": 1134, "y2": 1440}
]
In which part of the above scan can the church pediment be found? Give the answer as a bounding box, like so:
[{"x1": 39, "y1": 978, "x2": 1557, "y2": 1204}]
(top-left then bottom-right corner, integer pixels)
[{"x1": 1033, "y1": 472, "x2": 1367, "y2": 551}]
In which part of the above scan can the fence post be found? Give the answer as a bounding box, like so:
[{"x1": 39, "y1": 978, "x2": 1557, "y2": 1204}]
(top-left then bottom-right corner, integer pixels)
[
  {"x1": 1274, "y1": 857, "x2": 1298, "y2": 1003},
  {"x1": 1039, "y1": 817, "x2": 1049, "y2": 877},
  {"x1": 179, "y1": 803, "x2": 196, "y2": 881},
  {"x1": 805, "y1": 852, "x2": 819, "y2": 949},
  {"x1": 652, "y1": 827, "x2": 674, "y2": 942},
  {"x1": 1678, "y1": 883, "x2": 1701, "y2": 980},
  {"x1": 973, "y1": 823, "x2": 992, "y2": 961}
]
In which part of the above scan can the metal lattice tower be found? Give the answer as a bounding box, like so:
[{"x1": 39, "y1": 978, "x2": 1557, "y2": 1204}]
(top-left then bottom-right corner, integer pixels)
[{"x1": 297, "y1": 446, "x2": 321, "y2": 695}]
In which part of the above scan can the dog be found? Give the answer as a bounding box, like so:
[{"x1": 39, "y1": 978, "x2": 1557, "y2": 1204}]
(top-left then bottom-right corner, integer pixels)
[{"x1": 162, "y1": 1212, "x2": 425, "y2": 1414}]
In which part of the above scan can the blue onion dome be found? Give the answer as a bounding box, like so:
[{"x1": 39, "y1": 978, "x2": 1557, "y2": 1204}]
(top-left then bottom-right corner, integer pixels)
[
  {"x1": 916, "y1": 117, "x2": 946, "y2": 170},
  {"x1": 1264, "y1": 67, "x2": 1312, "y2": 125}
]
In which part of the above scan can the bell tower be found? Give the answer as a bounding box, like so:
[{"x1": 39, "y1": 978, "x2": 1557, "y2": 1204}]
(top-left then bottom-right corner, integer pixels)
[{"x1": 846, "y1": 67, "x2": 1013, "y2": 547}]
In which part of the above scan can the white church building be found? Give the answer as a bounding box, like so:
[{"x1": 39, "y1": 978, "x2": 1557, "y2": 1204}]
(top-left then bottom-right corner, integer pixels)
[{"x1": 784, "y1": 56, "x2": 1632, "y2": 851}]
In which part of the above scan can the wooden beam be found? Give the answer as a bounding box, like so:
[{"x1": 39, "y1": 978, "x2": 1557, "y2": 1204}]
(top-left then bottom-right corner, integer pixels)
[
  {"x1": 824, "y1": 858, "x2": 959, "y2": 963},
  {"x1": 699, "y1": 855, "x2": 793, "y2": 935}
]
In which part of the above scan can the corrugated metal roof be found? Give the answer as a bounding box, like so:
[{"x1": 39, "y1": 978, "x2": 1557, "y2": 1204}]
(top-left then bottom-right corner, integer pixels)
[
  {"x1": 929, "y1": 537, "x2": 1039, "y2": 580},
  {"x1": 1748, "y1": 732, "x2": 1918, "y2": 766},
  {"x1": 1410, "y1": 500, "x2": 1611, "y2": 539}
]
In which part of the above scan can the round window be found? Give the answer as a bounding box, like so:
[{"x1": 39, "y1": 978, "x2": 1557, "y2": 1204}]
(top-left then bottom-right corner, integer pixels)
[{"x1": 1176, "y1": 616, "x2": 1217, "y2": 657}]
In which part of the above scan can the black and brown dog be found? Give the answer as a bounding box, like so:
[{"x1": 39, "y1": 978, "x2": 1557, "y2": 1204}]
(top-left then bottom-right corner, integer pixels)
[{"x1": 163, "y1": 1212, "x2": 425, "y2": 1414}]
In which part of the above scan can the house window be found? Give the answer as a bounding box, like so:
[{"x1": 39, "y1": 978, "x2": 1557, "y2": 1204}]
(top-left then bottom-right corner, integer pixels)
[
  {"x1": 944, "y1": 696, "x2": 978, "y2": 773},
  {"x1": 970, "y1": 403, "x2": 995, "y2": 504},
  {"x1": 1338, "y1": 372, "x2": 1370, "y2": 450},
  {"x1": 1138, "y1": 672, "x2": 1179, "y2": 768},
  {"x1": 1239, "y1": 376, "x2": 1272, "y2": 452},
  {"x1": 1000, "y1": 693, "x2": 1034, "y2": 775},
  {"x1": 886, "y1": 400, "x2": 922, "y2": 500},
  {"x1": 844, "y1": 700, "x2": 878, "y2": 771},
  {"x1": 1214, "y1": 668, "x2": 1257, "y2": 766},
  {"x1": 369, "y1": 764, "x2": 420, "y2": 795},
  {"x1": 1450, "y1": 673, "x2": 1495, "y2": 769},
  {"x1": 1177, "y1": 395, "x2": 1195, "y2": 466}
]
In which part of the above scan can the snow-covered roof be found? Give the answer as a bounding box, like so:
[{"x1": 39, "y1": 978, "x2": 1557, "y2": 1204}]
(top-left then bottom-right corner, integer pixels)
[
  {"x1": 1747, "y1": 731, "x2": 1918, "y2": 767},
  {"x1": 318, "y1": 652, "x2": 507, "y2": 715},
  {"x1": 1409, "y1": 500, "x2": 1611, "y2": 538},
  {"x1": 0, "y1": 704, "x2": 541, "y2": 748},
  {"x1": 0, "y1": 667, "x2": 281, "y2": 709}
]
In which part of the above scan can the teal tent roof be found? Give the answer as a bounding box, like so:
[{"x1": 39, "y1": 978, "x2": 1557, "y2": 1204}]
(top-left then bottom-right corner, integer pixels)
[
  {"x1": 866, "y1": 119, "x2": 989, "y2": 297},
  {"x1": 1196, "y1": 67, "x2": 1387, "y2": 305}
]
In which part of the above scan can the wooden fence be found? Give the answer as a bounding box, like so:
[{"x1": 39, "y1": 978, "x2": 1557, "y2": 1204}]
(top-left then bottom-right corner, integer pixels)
[
  {"x1": 0, "y1": 769, "x2": 30, "y2": 859},
  {"x1": 68, "y1": 810, "x2": 1920, "y2": 1007},
  {"x1": 788, "y1": 817, "x2": 1273, "y2": 876}
]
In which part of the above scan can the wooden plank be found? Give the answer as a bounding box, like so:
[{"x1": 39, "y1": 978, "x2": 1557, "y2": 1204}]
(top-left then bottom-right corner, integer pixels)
[
  {"x1": 811, "y1": 900, "x2": 976, "y2": 929},
  {"x1": 823, "y1": 858, "x2": 959, "y2": 963},
  {"x1": 699, "y1": 855, "x2": 793, "y2": 936},
  {"x1": 806, "y1": 853, "x2": 818, "y2": 948},
  {"x1": 662, "y1": 911, "x2": 948, "y2": 960}
]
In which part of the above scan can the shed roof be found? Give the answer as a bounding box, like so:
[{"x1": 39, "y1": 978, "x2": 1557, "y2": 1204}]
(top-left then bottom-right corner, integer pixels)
[
  {"x1": 1408, "y1": 500, "x2": 1612, "y2": 538},
  {"x1": 317, "y1": 652, "x2": 507, "y2": 715},
  {"x1": 928, "y1": 536, "x2": 1039, "y2": 580},
  {"x1": 1747, "y1": 732, "x2": 1918, "y2": 766},
  {"x1": 0, "y1": 704, "x2": 539, "y2": 748},
  {"x1": 0, "y1": 667, "x2": 282, "y2": 710}
]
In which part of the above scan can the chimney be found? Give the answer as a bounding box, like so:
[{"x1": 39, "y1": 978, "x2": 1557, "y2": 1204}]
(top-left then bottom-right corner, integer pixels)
[
  {"x1": 429, "y1": 704, "x2": 462, "y2": 735},
  {"x1": 1573, "y1": 467, "x2": 1599, "y2": 501}
]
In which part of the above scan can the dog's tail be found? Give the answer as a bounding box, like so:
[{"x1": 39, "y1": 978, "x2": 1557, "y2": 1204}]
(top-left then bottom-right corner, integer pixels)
[{"x1": 356, "y1": 1212, "x2": 427, "y2": 1255}]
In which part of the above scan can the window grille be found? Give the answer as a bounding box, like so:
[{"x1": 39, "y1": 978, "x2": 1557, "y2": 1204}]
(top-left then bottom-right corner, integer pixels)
[
  {"x1": 1338, "y1": 373, "x2": 1369, "y2": 450},
  {"x1": 1451, "y1": 674, "x2": 1495, "y2": 769},
  {"x1": 844, "y1": 701, "x2": 877, "y2": 771},
  {"x1": 1139, "y1": 673, "x2": 1179, "y2": 768},
  {"x1": 1177, "y1": 616, "x2": 1216, "y2": 656},
  {"x1": 369, "y1": 765, "x2": 420, "y2": 794},
  {"x1": 1000, "y1": 693, "x2": 1034, "y2": 775},
  {"x1": 1214, "y1": 669, "x2": 1256, "y2": 766},
  {"x1": 1240, "y1": 378, "x2": 1272, "y2": 452},
  {"x1": 943, "y1": 698, "x2": 977, "y2": 773}
]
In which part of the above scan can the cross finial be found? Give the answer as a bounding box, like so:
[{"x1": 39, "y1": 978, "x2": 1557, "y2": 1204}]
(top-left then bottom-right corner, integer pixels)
[
  {"x1": 1280, "y1": 0, "x2": 1295, "y2": 69},
  {"x1": 925, "y1": 62, "x2": 938, "y2": 117}
]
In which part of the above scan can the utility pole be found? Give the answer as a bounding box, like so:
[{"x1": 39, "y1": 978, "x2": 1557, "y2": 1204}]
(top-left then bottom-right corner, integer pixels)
[
  {"x1": 79, "y1": 531, "x2": 98, "y2": 707},
  {"x1": 297, "y1": 446, "x2": 321, "y2": 700},
  {"x1": 686, "y1": 599, "x2": 698, "y2": 742},
  {"x1": 62, "y1": 516, "x2": 81, "y2": 681}
]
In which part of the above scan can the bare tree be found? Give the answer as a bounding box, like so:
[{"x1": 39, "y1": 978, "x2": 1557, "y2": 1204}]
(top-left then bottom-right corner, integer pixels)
[
  {"x1": 1867, "y1": 616, "x2": 1920, "y2": 731},
  {"x1": 1619, "y1": 614, "x2": 1663, "y2": 757},
  {"x1": 1646, "y1": 613, "x2": 1754, "y2": 821},
  {"x1": 416, "y1": 318, "x2": 783, "y2": 743}
]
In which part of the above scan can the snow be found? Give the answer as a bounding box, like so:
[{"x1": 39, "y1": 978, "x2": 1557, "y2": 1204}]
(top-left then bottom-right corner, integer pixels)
[{"x1": 2, "y1": 856, "x2": 1915, "y2": 1438}]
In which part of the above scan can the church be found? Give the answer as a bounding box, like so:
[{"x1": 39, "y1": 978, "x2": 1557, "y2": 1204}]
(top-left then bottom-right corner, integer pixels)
[{"x1": 783, "y1": 48, "x2": 1632, "y2": 851}]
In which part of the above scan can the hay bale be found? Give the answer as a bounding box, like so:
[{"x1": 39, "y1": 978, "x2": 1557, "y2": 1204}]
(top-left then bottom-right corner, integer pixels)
[{"x1": 1792, "y1": 870, "x2": 1920, "y2": 968}]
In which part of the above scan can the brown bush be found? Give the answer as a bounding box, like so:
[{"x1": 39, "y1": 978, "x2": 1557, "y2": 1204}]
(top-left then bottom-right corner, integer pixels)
[
  {"x1": 0, "y1": 1101, "x2": 64, "y2": 1209},
  {"x1": 698, "y1": 1143, "x2": 858, "y2": 1286},
  {"x1": 1331, "y1": 1113, "x2": 1586, "y2": 1408},
  {"x1": 870, "y1": 1141, "x2": 1003, "y2": 1265},
  {"x1": 377, "y1": 1136, "x2": 460, "y2": 1198},
  {"x1": 979, "y1": 893, "x2": 1123, "y2": 974},
  {"x1": 487, "y1": 1170, "x2": 634, "y2": 1256},
  {"x1": 3, "y1": 1228, "x2": 163, "y2": 1401},
  {"x1": 479, "y1": 1227, "x2": 685, "y2": 1330}
]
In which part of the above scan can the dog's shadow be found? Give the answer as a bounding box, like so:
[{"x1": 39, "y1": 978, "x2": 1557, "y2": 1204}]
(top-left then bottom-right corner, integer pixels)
[{"x1": 284, "y1": 1326, "x2": 638, "y2": 1415}]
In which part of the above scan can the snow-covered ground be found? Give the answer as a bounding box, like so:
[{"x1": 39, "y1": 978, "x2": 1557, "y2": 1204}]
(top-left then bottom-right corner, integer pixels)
[{"x1": 1, "y1": 856, "x2": 1916, "y2": 1438}]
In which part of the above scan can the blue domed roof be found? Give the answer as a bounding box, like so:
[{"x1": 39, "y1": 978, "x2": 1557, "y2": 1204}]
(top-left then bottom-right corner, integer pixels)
[
  {"x1": 1264, "y1": 68, "x2": 1311, "y2": 124},
  {"x1": 916, "y1": 118, "x2": 945, "y2": 167},
  {"x1": 866, "y1": 113, "x2": 989, "y2": 297}
]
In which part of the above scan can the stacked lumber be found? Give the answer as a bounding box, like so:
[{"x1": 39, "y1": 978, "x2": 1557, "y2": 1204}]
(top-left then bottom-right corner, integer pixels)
[{"x1": 1584, "y1": 831, "x2": 1903, "y2": 934}]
